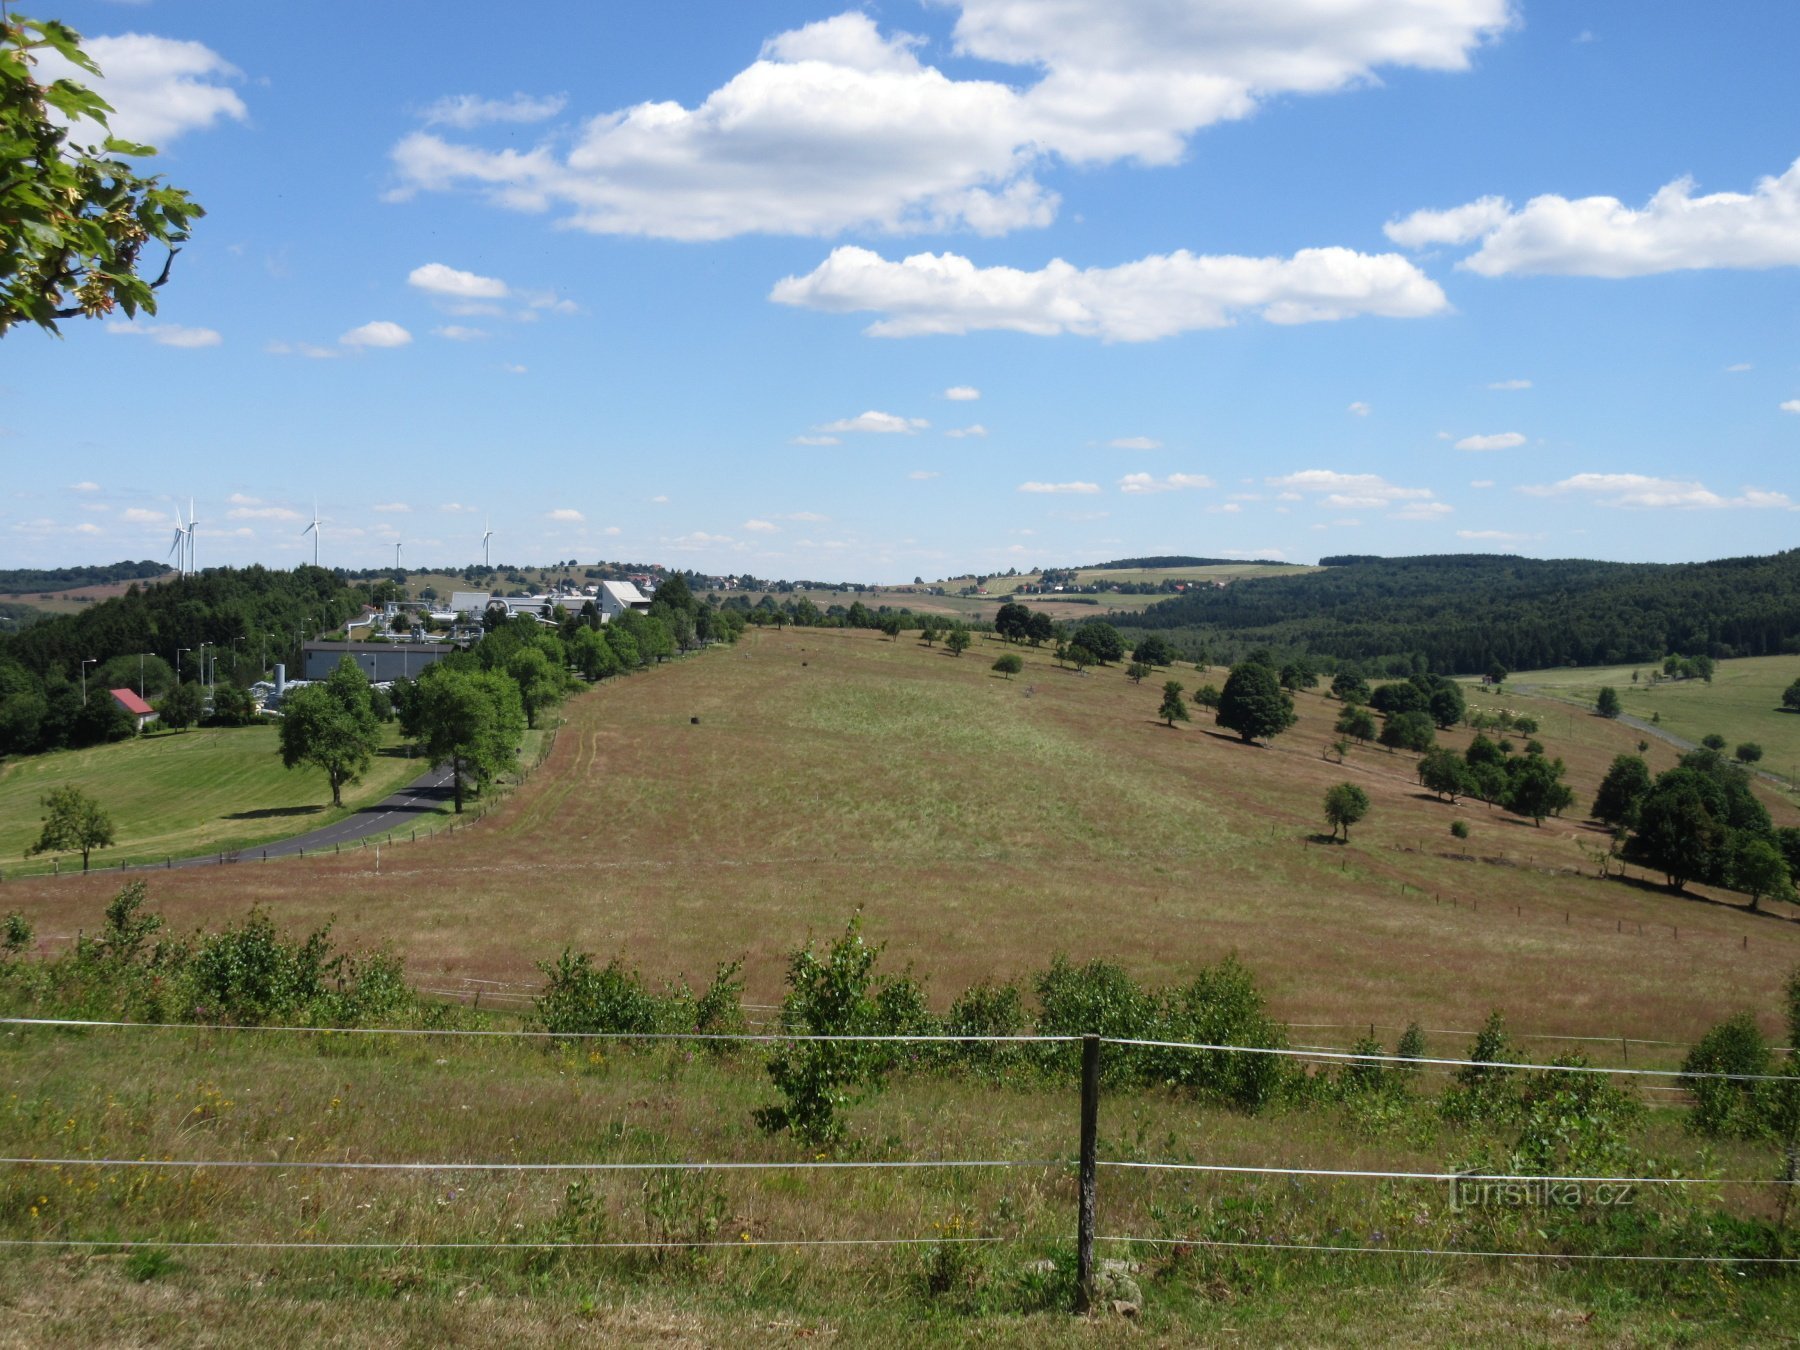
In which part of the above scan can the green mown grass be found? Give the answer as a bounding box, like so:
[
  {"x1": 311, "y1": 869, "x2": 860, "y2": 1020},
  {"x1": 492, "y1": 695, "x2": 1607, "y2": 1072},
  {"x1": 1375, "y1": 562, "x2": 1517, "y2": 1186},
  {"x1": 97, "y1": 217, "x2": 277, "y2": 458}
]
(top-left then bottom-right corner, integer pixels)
[
  {"x1": 0, "y1": 723, "x2": 432, "y2": 876},
  {"x1": 1505, "y1": 655, "x2": 1800, "y2": 783}
]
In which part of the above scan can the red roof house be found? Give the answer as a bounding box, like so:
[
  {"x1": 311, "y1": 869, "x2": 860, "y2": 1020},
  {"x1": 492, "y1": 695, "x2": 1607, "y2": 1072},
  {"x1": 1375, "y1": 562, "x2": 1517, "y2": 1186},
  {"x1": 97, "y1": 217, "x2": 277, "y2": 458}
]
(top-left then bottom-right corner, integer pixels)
[{"x1": 110, "y1": 688, "x2": 157, "y2": 730}]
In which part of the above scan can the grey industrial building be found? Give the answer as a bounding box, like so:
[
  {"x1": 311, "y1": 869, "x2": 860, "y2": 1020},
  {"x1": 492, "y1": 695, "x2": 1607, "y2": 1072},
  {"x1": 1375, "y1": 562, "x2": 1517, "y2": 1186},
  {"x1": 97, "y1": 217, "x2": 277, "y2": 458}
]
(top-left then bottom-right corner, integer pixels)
[{"x1": 302, "y1": 640, "x2": 450, "y2": 682}]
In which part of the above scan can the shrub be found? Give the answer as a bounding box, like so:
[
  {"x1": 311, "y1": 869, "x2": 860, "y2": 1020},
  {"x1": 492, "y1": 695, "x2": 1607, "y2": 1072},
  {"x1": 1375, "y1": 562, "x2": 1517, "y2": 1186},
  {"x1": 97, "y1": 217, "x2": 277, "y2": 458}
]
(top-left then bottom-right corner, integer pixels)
[
  {"x1": 1682, "y1": 1012, "x2": 1774, "y2": 1139},
  {"x1": 1450, "y1": 819, "x2": 1470, "y2": 840},
  {"x1": 532, "y1": 949, "x2": 664, "y2": 1037}
]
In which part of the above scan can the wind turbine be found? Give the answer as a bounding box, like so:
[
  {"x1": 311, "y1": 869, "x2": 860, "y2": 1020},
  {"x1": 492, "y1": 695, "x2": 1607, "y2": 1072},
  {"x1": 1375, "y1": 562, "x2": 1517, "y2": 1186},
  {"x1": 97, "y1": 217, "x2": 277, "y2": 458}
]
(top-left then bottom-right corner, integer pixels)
[
  {"x1": 167, "y1": 502, "x2": 188, "y2": 578},
  {"x1": 394, "y1": 540, "x2": 403, "y2": 572},
  {"x1": 184, "y1": 498, "x2": 199, "y2": 576},
  {"x1": 481, "y1": 520, "x2": 494, "y2": 568},
  {"x1": 302, "y1": 500, "x2": 325, "y2": 566}
]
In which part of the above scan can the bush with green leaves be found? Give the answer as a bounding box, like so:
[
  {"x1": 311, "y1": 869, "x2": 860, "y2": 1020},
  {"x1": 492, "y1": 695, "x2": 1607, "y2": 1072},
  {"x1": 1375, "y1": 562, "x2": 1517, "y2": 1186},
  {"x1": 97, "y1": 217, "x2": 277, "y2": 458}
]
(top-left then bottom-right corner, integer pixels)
[
  {"x1": 1682, "y1": 1012, "x2": 1776, "y2": 1139},
  {"x1": 756, "y1": 916, "x2": 924, "y2": 1144},
  {"x1": 1440, "y1": 1011, "x2": 1518, "y2": 1124},
  {"x1": 531, "y1": 949, "x2": 667, "y2": 1038}
]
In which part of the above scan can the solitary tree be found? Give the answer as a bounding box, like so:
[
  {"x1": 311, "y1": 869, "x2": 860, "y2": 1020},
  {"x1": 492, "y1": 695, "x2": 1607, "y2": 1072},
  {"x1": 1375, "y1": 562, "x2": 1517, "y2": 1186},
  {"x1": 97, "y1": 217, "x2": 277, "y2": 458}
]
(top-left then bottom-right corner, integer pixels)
[
  {"x1": 1504, "y1": 754, "x2": 1575, "y2": 827},
  {"x1": 409, "y1": 668, "x2": 526, "y2": 813},
  {"x1": 1783, "y1": 677, "x2": 1800, "y2": 712},
  {"x1": 1126, "y1": 660, "x2": 1152, "y2": 684},
  {"x1": 1215, "y1": 661, "x2": 1295, "y2": 744},
  {"x1": 945, "y1": 627, "x2": 971, "y2": 657},
  {"x1": 1596, "y1": 686, "x2": 1622, "y2": 719},
  {"x1": 1733, "y1": 836, "x2": 1794, "y2": 913},
  {"x1": 1, "y1": 15, "x2": 204, "y2": 335},
  {"x1": 1737, "y1": 742, "x2": 1765, "y2": 765},
  {"x1": 1159, "y1": 680, "x2": 1189, "y2": 728},
  {"x1": 1592, "y1": 754, "x2": 1652, "y2": 828},
  {"x1": 992, "y1": 652, "x2": 1023, "y2": 680},
  {"x1": 1335, "y1": 704, "x2": 1377, "y2": 745},
  {"x1": 157, "y1": 681, "x2": 203, "y2": 731},
  {"x1": 278, "y1": 657, "x2": 380, "y2": 807},
  {"x1": 27, "y1": 785, "x2": 114, "y2": 871},
  {"x1": 1323, "y1": 783, "x2": 1370, "y2": 842}
]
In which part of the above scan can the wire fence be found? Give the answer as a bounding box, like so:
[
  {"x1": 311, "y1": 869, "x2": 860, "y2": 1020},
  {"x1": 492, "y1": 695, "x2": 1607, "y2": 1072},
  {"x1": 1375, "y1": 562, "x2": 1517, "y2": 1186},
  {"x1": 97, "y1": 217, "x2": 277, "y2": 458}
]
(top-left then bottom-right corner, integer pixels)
[{"x1": 5, "y1": 1025, "x2": 1798, "y2": 1299}]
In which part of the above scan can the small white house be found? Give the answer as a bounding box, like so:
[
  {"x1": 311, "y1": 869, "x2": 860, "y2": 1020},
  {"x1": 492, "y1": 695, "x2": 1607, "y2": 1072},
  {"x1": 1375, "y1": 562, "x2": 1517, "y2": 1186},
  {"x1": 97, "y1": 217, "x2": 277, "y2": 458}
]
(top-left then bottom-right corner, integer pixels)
[{"x1": 597, "y1": 580, "x2": 652, "y2": 622}]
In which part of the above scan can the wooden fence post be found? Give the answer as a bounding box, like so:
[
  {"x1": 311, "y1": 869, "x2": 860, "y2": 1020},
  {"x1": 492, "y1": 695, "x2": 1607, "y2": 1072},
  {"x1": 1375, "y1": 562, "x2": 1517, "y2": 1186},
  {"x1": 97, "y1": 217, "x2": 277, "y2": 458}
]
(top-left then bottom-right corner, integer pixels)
[{"x1": 1076, "y1": 1033, "x2": 1100, "y2": 1314}]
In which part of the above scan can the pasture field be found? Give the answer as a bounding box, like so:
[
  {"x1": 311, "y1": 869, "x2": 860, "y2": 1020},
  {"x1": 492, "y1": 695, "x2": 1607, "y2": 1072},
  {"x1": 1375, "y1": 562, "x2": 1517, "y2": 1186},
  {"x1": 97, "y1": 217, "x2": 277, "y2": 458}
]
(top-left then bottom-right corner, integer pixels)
[
  {"x1": 1508, "y1": 655, "x2": 1800, "y2": 781},
  {"x1": 6, "y1": 630, "x2": 1800, "y2": 1339},
  {"x1": 0, "y1": 723, "x2": 431, "y2": 876},
  {"x1": 0, "y1": 1015, "x2": 1795, "y2": 1344},
  {"x1": 0, "y1": 570, "x2": 180, "y2": 617},
  {"x1": 6, "y1": 626, "x2": 1799, "y2": 1047}
]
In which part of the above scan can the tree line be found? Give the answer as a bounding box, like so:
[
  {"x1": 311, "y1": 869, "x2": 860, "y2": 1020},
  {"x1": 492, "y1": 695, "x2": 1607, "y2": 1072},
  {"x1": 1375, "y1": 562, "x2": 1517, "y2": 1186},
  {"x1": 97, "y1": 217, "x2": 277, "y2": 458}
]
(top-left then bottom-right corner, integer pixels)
[{"x1": 1120, "y1": 551, "x2": 1800, "y2": 675}]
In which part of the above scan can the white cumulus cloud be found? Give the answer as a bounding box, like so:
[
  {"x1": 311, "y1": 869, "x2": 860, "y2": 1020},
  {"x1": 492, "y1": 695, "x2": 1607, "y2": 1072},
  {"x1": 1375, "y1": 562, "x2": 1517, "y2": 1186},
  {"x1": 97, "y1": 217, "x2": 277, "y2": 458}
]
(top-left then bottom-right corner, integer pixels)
[
  {"x1": 1388, "y1": 157, "x2": 1800, "y2": 277},
  {"x1": 340, "y1": 321, "x2": 412, "y2": 349},
  {"x1": 421, "y1": 93, "x2": 567, "y2": 129},
  {"x1": 791, "y1": 435, "x2": 842, "y2": 446},
  {"x1": 1118, "y1": 472, "x2": 1214, "y2": 494},
  {"x1": 107, "y1": 321, "x2": 221, "y2": 348},
  {"x1": 390, "y1": 3, "x2": 1510, "y2": 241},
  {"x1": 1346, "y1": 400, "x2": 1371, "y2": 416},
  {"x1": 1018, "y1": 480, "x2": 1100, "y2": 494},
  {"x1": 1488, "y1": 378, "x2": 1532, "y2": 390},
  {"x1": 1521, "y1": 474, "x2": 1794, "y2": 510},
  {"x1": 1108, "y1": 436, "x2": 1162, "y2": 450},
  {"x1": 771, "y1": 244, "x2": 1447, "y2": 341},
  {"x1": 944, "y1": 386, "x2": 981, "y2": 401},
  {"x1": 743, "y1": 519, "x2": 780, "y2": 532},
  {"x1": 817, "y1": 410, "x2": 929, "y2": 434},
  {"x1": 409, "y1": 262, "x2": 509, "y2": 300},
  {"x1": 1455, "y1": 431, "x2": 1526, "y2": 451},
  {"x1": 1266, "y1": 469, "x2": 1436, "y2": 510},
  {"x1": 1781, "y1": 400, "x2": 1800, "y2": 415},
  {"x1": 945, "y1": 424, "x2": 988, "y2": 438},
  {"x1": 38, "y1": 33, "x2": 246, "y2": 146},
  {"x1": 546, "y1": 508, "x2": 585, "y2": 522},
  {"x1": 433, "y1": 325, "x2": 490, "y2": 341}
]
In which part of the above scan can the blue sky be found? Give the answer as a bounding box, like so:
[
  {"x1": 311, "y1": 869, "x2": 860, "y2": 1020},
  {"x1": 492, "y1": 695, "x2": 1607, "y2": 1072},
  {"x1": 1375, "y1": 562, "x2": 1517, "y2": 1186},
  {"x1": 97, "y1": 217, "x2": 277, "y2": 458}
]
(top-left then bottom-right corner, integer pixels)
[{"x1": 4, "y1": 1, "x2": 1798, "y2": 579}]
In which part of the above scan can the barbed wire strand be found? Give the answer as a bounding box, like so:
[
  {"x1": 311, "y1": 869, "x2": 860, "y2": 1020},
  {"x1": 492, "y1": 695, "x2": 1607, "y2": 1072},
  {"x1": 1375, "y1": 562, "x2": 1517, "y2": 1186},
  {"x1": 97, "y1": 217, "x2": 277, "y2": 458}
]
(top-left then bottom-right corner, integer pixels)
[
  {"x1": 1096, "y1": 1160, "x2": 1793, "y2": 1187},
  {"x1": 0, "y1": 1156, "x2": 1057, "y2": 1175},
  {"x1": 1099, "y1": 1235, "x2": 1800, "y2": 1265}
]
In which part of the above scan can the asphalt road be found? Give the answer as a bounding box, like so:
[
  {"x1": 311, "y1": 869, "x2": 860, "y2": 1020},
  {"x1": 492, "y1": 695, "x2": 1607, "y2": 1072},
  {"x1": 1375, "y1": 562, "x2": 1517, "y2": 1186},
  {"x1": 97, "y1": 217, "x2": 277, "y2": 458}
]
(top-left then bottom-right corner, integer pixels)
[{"x1": 150, "y1": 760, "x2": 459, "y2": 871}]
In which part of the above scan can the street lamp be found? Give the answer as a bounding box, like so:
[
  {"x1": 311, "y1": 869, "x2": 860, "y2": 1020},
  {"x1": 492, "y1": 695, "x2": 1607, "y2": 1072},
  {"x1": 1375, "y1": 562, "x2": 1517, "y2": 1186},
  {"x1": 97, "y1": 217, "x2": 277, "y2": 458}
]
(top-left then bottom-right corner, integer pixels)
[
  {"x1": 177, "y1": 647, "x2": 191, "y2": 685},
  {"x1": 136, "y1": 652, "x2": 150, "y2": 699},
  {"x1": 79, "y1": 657, "x2": 97, "y2": 704}
]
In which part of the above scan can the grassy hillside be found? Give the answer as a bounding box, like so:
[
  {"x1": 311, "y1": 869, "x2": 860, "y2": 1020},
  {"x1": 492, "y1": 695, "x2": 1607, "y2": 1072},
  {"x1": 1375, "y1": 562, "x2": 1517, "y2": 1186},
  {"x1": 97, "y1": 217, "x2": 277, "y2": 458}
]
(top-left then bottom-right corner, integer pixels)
[
  {"x1": 8, "y1": 627, "x2": 1798, "y2": 1046},
  {"x1": 0, "y1": 723, "x2": 430, "y2": 874},
  {"x1": 1507, "y1": 655, "x2": 1800, "y2": 779}
]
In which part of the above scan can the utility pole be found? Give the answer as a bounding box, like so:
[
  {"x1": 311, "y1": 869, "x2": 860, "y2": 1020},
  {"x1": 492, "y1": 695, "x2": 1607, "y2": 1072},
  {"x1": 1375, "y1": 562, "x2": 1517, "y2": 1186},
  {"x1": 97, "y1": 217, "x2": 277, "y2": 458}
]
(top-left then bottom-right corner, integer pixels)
[{"x1": 79, "y1": 657, "x2": 97, "y2": 705}]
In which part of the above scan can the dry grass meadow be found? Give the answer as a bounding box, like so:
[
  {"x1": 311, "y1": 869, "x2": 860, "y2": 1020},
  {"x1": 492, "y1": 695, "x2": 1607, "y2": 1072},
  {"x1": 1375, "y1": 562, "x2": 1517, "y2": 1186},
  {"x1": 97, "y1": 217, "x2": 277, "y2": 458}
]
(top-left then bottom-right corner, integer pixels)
[
  {"x1": 9, "y1": 627, "x2": 1800, "y2": 1340},
  {"x1": 8, "y1": 625, "x2": 1800, "y2": 1056}
]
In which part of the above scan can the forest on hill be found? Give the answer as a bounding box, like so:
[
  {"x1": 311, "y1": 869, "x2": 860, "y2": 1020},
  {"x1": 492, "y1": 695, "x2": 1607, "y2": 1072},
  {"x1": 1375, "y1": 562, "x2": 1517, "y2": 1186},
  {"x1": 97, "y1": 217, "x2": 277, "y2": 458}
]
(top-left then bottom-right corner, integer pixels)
[
  {"x1": 0, "y1": 560, "x2": 168, "y2": 594},
  {"x1": 1123, "y1": 551, "x2": 1800, "y2": 674}
]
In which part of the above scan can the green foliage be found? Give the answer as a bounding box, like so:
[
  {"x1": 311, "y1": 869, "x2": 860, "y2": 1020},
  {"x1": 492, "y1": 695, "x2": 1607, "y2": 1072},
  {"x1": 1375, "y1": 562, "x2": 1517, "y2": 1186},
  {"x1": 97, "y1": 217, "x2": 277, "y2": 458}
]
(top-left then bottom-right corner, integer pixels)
[
  {"x1": 1732, "y1": 835, "x2": 1793, "y2": 911},
  {"x1": 1736, "y1": 741, "x2": 1764, "y2": 764},
  {"x1": 991, "y1": 652, "x2": 1022, "y2": 679},
  {"x1": 1596, "y1": 685, "x2": 1622, "y2": 718},
  {"x1": 0, "y1": 883, "x2": 416, "y2": 1027},
  {"x1": 1069, "y1": 620, "x2": 1124, "y2": 665},
  {"x1": 1441, "y1": 1012, "x2": 1517, "y2": 1124},
  {"x1": 1417, "y1": 746, "x2": 1469, "y2": 802},
  {"x1": 1379, "y1": 709, "x2": 1435, "y2": 754},
  {"x1": 2, "y1": 910, "x2": 33, "y2": 955},
  {"x1": 1215, "y1": 661, "x2": 1295, "y2": 744},
  {"x1": 0, "y1": 14, "x2": 204, "y2": 335},
  {"x1": 1192, "y1": 682, "x2": 1221, "y2": 710},
  {"x1": 1450, "y1": 819, "x2": 1470, "y2": 840},
  {"x1": 1124, "y1": 551, "x2": 1800, "y2": 674},
  {"x1": 277, "y1": 657, "x2": 380, "y2": 807},
  {"x1": 1125, "y1": 660, "x2": 1152, "y2": 684},
  {"x1": 1682, "y1": 1013, "x2": 1774, "y2": 1139},
  {"x1": 757, "y1": 916, "x2": 913, "y2": 1144},
  {"x1": 1592, "y1": 754, "x2": 1652, "y2": 829},
  {"x1": 1331, "y1": 670, "x2": 1371, "y2": 703},
  {"x1": 156, "y1": 681, "x2": 202, "y2": 731},
  {"x1": 1510, "y1": 1056, "x2": 1644, "y2": 1178},
  {"x1": 404, "y1": 665, "x2": 525, "y2": 812},
  {"x1": 206, "y1": 681, "x2": 259, "y2": 727},
  {"x1": 944, "y1": 627, "x2": 970, "y2": 657},
  {"x1": 1158, "y1": 679, "x2": 1188, "y2": 727},
  {"x1": 1784, "y1": 677, "x2": 1800, "y2": 712},
  {"x1": 532, "y1": 950, "x2": 664, "y2": 1037},
  {"x1": 1334, "y1": 704, "x2": 1376, "y2": 743},
  {"x1": 25, "y1": 782, "x2": 113, "y2": 870},
  {"x1": 1503, "y1": 753, "x2": 1575, "y2": 826},
  {"x1": 1322, "y1": 782, "x2": 1369, "y2": 841},
  {"x1": 1130, "y1": 634, "x2": 1174, "y2": 666}
]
